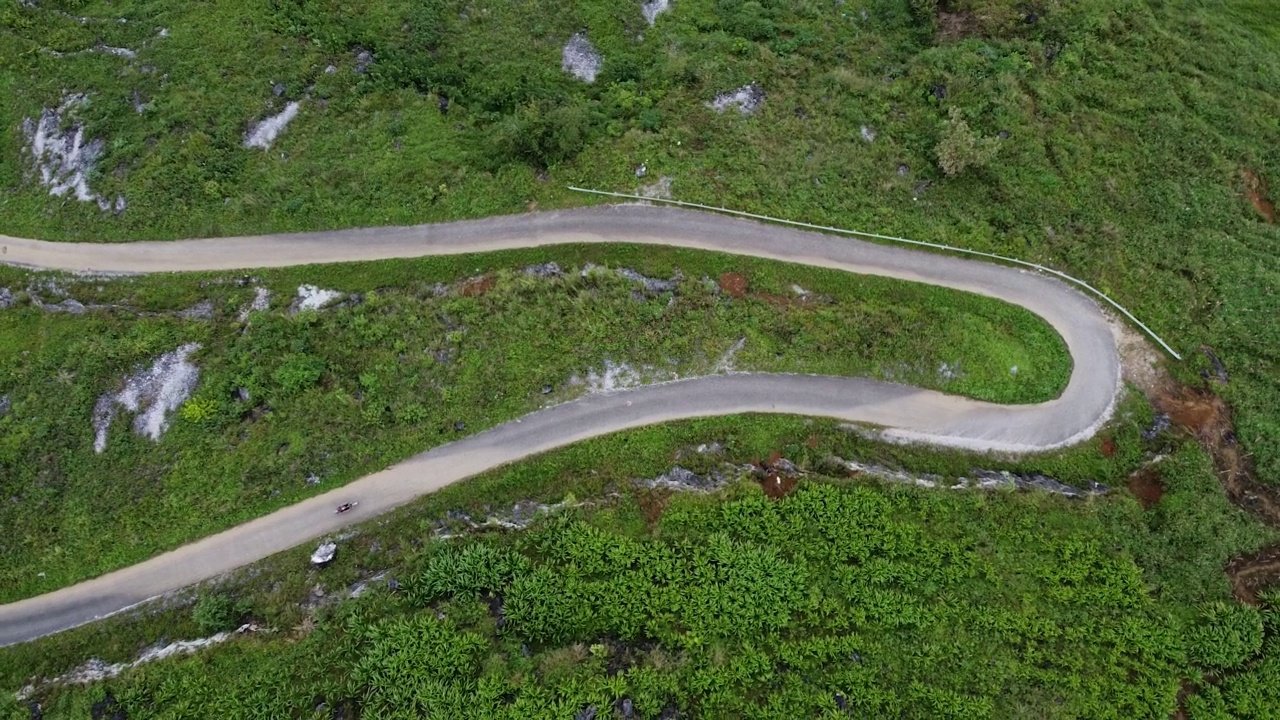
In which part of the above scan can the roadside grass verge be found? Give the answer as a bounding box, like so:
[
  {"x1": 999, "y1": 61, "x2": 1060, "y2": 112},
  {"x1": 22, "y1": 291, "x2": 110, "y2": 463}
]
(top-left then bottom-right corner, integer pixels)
[
  {"x1": 2, "y1": 411, "x2": 1275, "y2": 718},
  {"x1": 0, "y1": 245, "x2": 1070, "y2": 603}
]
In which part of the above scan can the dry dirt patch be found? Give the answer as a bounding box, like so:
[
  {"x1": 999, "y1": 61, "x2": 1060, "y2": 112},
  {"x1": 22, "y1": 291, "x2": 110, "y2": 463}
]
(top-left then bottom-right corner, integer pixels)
[
  {"x1": 1226, "y1": 544, "x2": 1280, "y2": 606},
  {"x1": 1126, "y1": 467, "x2": 1166, "y2": 509},
  {"x1": 1243, "y1": 168, "x2": 1276, "y2": 223}
]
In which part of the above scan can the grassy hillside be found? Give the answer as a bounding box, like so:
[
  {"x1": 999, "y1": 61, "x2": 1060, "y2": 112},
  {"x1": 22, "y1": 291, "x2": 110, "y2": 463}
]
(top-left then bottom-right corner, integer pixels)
[
  {"x1": 3, "y1": 415, "x2": 1276, "y2": 718},
  {"x1": 1, "y1": 0, "x2": 1277, "y2": 482},
  {"x1": 0, "y1": 246, "x2": 1069, "y2": 602}
]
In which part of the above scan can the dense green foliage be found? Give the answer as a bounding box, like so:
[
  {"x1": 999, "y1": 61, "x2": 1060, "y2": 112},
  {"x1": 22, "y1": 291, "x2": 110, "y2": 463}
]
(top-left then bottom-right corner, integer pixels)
[
  {"x1": 191, "y1": 592, "x2": 247, "y2": 635},
  {"x1": 2, "y1": 413, "x2": 1276, "y2": 718},
  {"x1": 0, "y1": 247, "x2": 1068, "y2": 602},
  {"x1": 5, "y1": 432, "x2": 1277, "y2": 718}
]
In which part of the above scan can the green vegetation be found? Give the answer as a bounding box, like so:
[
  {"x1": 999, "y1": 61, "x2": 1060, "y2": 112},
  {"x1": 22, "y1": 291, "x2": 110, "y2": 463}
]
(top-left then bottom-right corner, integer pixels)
[
  {"x1": 0, "y1": 245, "x2": 1069, "y2": 603},
  {"x1": 1, "y1": 0, "x2": 1277, "y2": 479},
  {"x1": 1, "y1": 0, "x2": 1278, "y2": 715},
  {"x1": 2, "y1": 414, "x2": 1276, "y2": 718}
]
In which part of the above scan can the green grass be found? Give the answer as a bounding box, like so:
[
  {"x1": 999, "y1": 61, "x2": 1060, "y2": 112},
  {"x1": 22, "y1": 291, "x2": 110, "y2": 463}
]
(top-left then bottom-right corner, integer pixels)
[
  {"x1": 1, "y1": 0, "x2": 1276, "y2": 483},
  {"x1": 2, "y1": 413, "x2": 1275, "y2": 718},
  {"x1": 0, "y1": 245, "x2": 1070, "y2": 603}
]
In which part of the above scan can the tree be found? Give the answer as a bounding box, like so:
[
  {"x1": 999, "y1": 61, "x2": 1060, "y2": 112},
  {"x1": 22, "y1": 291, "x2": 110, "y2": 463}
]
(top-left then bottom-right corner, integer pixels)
[{"x1": 934, "y1": 107, "x2": 999, "y2": 178}]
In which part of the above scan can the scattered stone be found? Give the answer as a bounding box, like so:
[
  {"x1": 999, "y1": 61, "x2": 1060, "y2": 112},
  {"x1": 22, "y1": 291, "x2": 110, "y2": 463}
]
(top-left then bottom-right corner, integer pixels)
[
  {"x1": 562, "y1": 33, "x2": 602, "y2": 83},
  {"x1": 238, "y1": 286, "x2": 271, "y2": 321},
  {"x1": 715, "y1": 337, "x2": 745, "y2": 373},
  {"x1": 453, "y1": 421, "x2": 466, "y2": 432},
  {"x1": 1142, "y1": 413, "x2": 1171, "y2": 441},
  {"x1": 1010, "y1": 365, "x2": 1019, "y2": 375},
  {"x1": 997, "y1": 130, "x2": 1011, "y2": 140},
  {"x1": 1201, "y1": 346, "x2": 1228, "y2": 384},
  {"x1": 234, "y1": 387, "x2": 251, "y2": 402},
  {"x1": 575, "y1": 707, "x2": 598, "y2": 720},
  {"x1": 93, "y1": 343, "x2": 202, "y2": 453},
  {"x1": 324, "y1": 64, "x2": 337, "y2": 75},
  {"x1": 860, "y1": 125, "x2": 877, "y2": 142},
  {"x1": 897, "y1": 164, "x2": 909, "y2": 176},
  {"x1": 310, "y1": 541, "x2": 337, "y2": 566},
  {"x1": 21, "y1": 95, "x2": 125, "y2": 211},
  {"x1": 0, "y1": 288, "x2": 12, "y2": 308},
  {"x1": 541, "y1": 385, "x2": 553, "y2": 395},
  {"x1": 42, "y1": 298, "x2": 86, "y2": 314},
  {"x1": 244, "y1": 101, "x2": 301, "y2": 150},
  {"x1": 95, "y1": 45, "x2": 136, "y2": 58},
  {"x1": 130, "y1": 89, "x2": 147, "y2": 114},
  {"x1": 16, "y1": 624, "x2": 257, "y2": 701},
  {"x1": 617, "y1": 698, "x2": 636, "y2": 719},
  {"x1": 641, "y1": 0, "x2": 670, "y2": 25},
  {"x1": 437, "y1": 95, "x2": 450, "y2": 114},
  {"x1": 639, "y1": 175, "x2": 673, "y2": 199},
  {"x1": 354, "y1": 49, "x2": 374, "y2": 74},
  {"x1": 272, "y1": 82, "x2": 286, "y2": 98},
  {"x1": 709, "y1": 83, "x2": 765, "y2": 115},
  {"x1": 635, "y1": 163, "x2": 647, "y2": 178},
  {"x1": 292, "y1": 284, "x2": 342, "y2": 312},
  {"x1": 305, "y1": 473, "x2": 321, "y2": 486},
  {"x1": 0, "y1": 395, "x2": 9, "y2": 417},
  {"x1": 634, "y1": 466, "x2": 733, "y2": 493},
  {"x1": 828, "y1": 456, "x2": 1107, "y2": 497},
  {"x1": 937, "y1": 361, "x2": 962, "y2": 380},
  {"x1": 616, "y1": 267, "x2": 678, "y2": 293},
  {"x1": 522, "y1": 262, "x2": 563, "y2": 278},
  {"x1": 178, "y1": 300, "x2": 215, "y2": 321}
]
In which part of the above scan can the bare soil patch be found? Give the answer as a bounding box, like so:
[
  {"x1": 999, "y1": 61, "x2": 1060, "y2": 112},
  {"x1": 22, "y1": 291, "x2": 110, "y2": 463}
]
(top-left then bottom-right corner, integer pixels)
[
  {"x1": 1243, "y1": 168, "x2": 1276, "y2": 223},
  {"x1": 1226, "y1": 543, "x2": 1280, "y2": 605},
  {"x1": 1100, "y1": 436, "x2": 1117, "y2": 458},
  {"x1": 936, "y1": 11, "x2": 978, "y2": 42},
  {"x1": 755, "y1": 450, "x2": 800, "y2": 499},
  {"x1": 1127, "y1": 467, "x2": 1166, "y2": 509},
  {"x1": 459, "y1": 274, "x2": 496, "y2": 297},
  {"x1": 717, "y1": 272, "x2": 747, "y2": 298},
  {"x1": 632, "y1": 488, "x2": 672, "y2": 527}
]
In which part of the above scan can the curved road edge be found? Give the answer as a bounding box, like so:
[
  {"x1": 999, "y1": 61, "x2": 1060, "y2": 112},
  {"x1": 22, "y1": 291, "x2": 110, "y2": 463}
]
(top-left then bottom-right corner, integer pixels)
[{"x1": 0, "y1": 204, "x2": 1121, "y2": 646}]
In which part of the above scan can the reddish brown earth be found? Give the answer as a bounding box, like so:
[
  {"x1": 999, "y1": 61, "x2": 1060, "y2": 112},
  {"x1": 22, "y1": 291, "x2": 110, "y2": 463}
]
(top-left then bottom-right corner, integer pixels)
[
  {"x1": 1127, "y1": 467, "x2": 1166, "y2": 509},
  {"x1": 1154, "y1": 385, "x2": 1280, "y2": 525},
  {"x1": 717, "y1": 270, "x2": 814, "y2": 309},
  {"x1": 717, "y1": 272, "x2": 748, "y2": 298},
  {"x1": 459, "y1": 274, "x2": 496, "y2": 297},
  {"x1": 1226, "y1": 544, "x2": 1280, "y2": 605},
  {"x1": 759, "y1": 471, "x2": 798, "y2": 499},
  {"x1": 756, "y1": 449, "x2": 800, "y2": 499},
  {"x1": 1244, "y1": 168, "x2": 1276, "y2": 223},
  {"x1": 1100, "y1": 436, "x2": 1117, "y2": 458},
  {"x1": 633, "y1": 488, "x2": 672, "y2": 528},
  {"x1": 1146, "y1": 382, "x2": 1280, "y2": 608}
]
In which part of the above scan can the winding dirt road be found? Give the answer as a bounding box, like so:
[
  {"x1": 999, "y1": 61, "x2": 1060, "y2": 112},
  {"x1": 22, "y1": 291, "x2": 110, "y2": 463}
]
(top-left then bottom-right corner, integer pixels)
[{"x1": 0, "y1": 204, "x2": 1121, "y2": 646}]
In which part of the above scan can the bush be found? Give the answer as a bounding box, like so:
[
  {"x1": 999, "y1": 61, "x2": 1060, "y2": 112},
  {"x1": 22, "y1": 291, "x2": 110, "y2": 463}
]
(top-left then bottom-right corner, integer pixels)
[
  {"x1": 934, "y1": 107, "x2": 999, "y2": 178},
  {"x1": 179, "y1": 396, "x2": 221, "y2": 425},
  {"x1": 1187, "y1": 602, "x2": 1264, "y2": 670},
  {"x1": 192, "y1": 593, "x2": 245, "y2": 634},
  {"x1": 272, "y1": 353, "x2": 327, "y2": 395}
]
